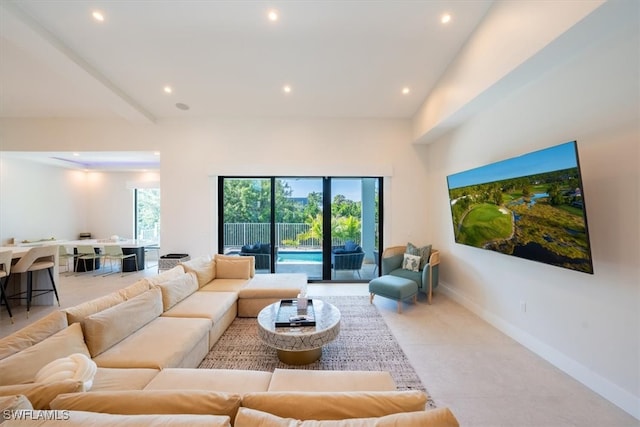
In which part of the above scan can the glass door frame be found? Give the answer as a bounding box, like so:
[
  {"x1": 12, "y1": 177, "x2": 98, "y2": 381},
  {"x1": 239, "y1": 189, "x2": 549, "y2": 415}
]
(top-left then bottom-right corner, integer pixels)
[{"x1": 218, "y1": 176, "x2": 383, "y2": 282}]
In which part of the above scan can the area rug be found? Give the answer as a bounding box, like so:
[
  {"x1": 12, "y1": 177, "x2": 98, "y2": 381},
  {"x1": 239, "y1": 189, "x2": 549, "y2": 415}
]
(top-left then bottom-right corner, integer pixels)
[{"x1": 199, "y1": 295, "x2": 433, "y2": 405}]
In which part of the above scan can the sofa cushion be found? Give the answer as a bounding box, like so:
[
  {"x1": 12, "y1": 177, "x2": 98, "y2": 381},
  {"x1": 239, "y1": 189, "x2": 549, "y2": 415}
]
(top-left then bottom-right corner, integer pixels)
[
  {"x1": 4, "y1": 411, "x2": 232, "y2": 427},
  {"x1": 0, "y1": 394, "x2": 33, "y2": 412},
  {"x1": 91, "y1": 317, "x2": 210, "y2": 369},
  {"x1": 234, "y1": 407, "x2": 459, "y2": 427},
  {"x1": 118, "y1": 279, "x2": 151, "y2": 300},
  {"x1": 145, "y1": 265, "x2": 186, "y2": 286},
  {"x1": 267, "y1": 369, "x2": 396, "y2": 392},
  {"x1": 216, "y1": 254, "x2": 255, "y2": 278},
  {"x1": 215, "y1": 257, "x2": 252, "y2": 279},
  {"x1": 155, "y1": 272, "x2": 199, "y2": 311},
  {"x1": 181, "y1": 256, "x2": 216, "y2": 287},
  {"x1": 91, "y1": 368, "x2": 160, "y2": 391},
  {"x1": 241, "y1": 391, "x2": 427, "y2": 420},
  {"x1": 144, "y1": 368, "x2": 272, "y2": 394},
  {"x1": 0, "y1": 323, "x2": 90, "y2": 386},
  {"x1": 236, "y1": 273, "x2": 306, "y2": 299},
  {"x1": 162, "y1": 291, "x2": 237, "y2": 323},
  {"x1": 50, "y1": 390, "x2": 242, "y2": 420},
  {"x1": 0, "y1": 380, "x2": 84, "y2": 410},
  {"x1": 200, "y1": 278, "x2": 250, "y2": 292},
  {"x1": 0, "y1": 311, "x2": 68, "y2": 360},
  {"x1": 83, "y1": 288, "x2": 163, "y2": 358},
  {"x1": 406, "y1": 243, "x2": 431, "y2": 270},
  {"x1": 64, "y1": 292, "x2": 125, "y2": 325}
]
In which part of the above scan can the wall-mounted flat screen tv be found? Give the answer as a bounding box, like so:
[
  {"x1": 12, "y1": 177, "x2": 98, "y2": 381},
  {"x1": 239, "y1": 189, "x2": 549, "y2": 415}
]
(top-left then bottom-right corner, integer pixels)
[{"x1": 446, "y1": 141, "x2": 594, "y2": 274}]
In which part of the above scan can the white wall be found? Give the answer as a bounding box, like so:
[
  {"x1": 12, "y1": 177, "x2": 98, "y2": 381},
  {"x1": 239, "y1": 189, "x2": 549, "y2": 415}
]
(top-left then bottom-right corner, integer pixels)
[
  {"x1": 156, "y1": 118, "x2": 422, "y2": 255},
  {"x1": 0, "y1": 157, "x2": 159, "y2": 244},
  {"x1": 0, "y1": 156, "x2": 86, "y2": 244},
  {"x1": 424, "y1": 15, "x2": 639, "y2": 417},
  {"x1": 0, "y1": 118, "x2": 425, "y2": 255}
]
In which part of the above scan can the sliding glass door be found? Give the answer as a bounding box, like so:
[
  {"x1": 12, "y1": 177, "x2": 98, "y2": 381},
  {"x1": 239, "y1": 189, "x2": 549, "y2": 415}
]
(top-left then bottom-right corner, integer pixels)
[
  {"x1": 221, "y1": 178, "x2": 273, "y2": 271},
  {"x1": 219, "y1": 176, "x2": 382, "y2": 281},
  {"x1": 274, "y1": 178, "x2": 324, "y2": 279},
  {"x1": 330, "y1": 178, "x2": 379, "y2": 280}
]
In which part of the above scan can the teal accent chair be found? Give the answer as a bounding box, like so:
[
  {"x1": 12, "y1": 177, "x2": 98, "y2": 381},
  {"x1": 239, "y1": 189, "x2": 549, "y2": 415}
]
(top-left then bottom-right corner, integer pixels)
[{"x1": 381, "y1": 245, "x2": 440, "y2": 304}]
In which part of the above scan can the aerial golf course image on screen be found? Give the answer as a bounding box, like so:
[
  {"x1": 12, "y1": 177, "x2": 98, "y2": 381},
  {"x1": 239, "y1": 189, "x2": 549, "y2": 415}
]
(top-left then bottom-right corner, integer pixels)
[{"x1": 446, "y1": 141, "x2": 594, "y2": 274}]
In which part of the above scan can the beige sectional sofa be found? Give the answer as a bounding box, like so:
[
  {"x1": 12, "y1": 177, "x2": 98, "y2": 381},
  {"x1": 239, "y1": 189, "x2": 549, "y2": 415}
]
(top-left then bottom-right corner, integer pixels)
[{"x1": 0, "y1": 254, "x2": 459, "y2": 426}]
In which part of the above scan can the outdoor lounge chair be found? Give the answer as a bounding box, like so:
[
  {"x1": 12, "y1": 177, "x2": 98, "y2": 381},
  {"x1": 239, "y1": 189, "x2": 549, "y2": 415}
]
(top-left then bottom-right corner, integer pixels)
[
  {"x1": 240, "y1": 243, "x2": 271, "y2": 270},
  {"x1": 331, "y1": 241, "x2": 365, "y2": 278}
]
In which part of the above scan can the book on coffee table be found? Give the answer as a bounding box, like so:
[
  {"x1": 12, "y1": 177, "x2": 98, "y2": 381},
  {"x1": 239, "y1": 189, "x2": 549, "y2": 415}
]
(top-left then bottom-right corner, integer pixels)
[{"x1": 275, "y1": 299, "x2": 316, "y2": 327}]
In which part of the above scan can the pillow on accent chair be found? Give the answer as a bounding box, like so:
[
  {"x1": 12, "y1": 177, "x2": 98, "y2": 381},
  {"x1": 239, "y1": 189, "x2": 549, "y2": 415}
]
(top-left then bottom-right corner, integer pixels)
[
  {"x1": 406, "y1": 243, "x2": 432, "y2": 270},
  {"x1": 402, "y1": 254, "x2": 421, "y2": 272}
]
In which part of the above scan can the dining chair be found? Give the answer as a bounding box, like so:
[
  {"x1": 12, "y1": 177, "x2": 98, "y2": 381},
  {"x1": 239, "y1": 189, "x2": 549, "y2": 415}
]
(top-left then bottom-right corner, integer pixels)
[
  {"x1": 58, "y1": 245, "x2": 77, "y2": 275},
  {"x1": 75, "y1": 245, "x2": 101, "y2": 274},
  {"x1": 0, "y1": 250, "x2": 13, "y2": 323},
  {"x1": 102, "y1": 245, "x2": 138, "y2": 276},
  {"x1": 10, "y1": 245, "x2": 60, "y2": 317}
]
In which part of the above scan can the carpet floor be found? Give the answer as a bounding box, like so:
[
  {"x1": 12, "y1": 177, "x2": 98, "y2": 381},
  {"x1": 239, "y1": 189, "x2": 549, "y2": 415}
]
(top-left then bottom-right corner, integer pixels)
[{"x1": 199, "y1": 295, "x2": 433, "y2": 405}]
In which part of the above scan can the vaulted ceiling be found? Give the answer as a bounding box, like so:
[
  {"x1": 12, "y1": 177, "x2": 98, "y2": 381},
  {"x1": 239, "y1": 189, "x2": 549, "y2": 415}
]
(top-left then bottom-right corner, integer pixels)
[{"x1": 0, "y1": 1, "x2": 494, "y2": 123}]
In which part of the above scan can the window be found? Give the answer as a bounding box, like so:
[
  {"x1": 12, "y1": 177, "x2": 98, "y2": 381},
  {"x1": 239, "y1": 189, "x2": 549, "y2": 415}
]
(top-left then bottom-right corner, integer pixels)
[{"x1": 135, "y1": 188, "x2": 160, "y2": 242}]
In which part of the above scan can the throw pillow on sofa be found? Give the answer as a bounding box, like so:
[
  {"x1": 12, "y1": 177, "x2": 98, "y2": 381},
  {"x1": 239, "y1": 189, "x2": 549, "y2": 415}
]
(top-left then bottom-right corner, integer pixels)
[
  {"x1": 0, "y1": 311, "x2": 68, "y2": 360},
  {"x1": 145, "y1": 265, "x2": 186, "y2": 286},
  {"x1": 83, "y1": 288, "x2": 163, "y2": 358},
  {"x1": 35, "y1": 353, "x2": 98, "y2": 391},
  {"x1": 155, "y1": 272, "x2": 199, "y2": 311},
  {"x1": 215, "y1": 256, "x2": 253, "y2": 279},
  {"x1": 64, "y1": 292, "x2": 126, "y2": 325},
  {"x1": 181, "y1": 257, "x2": 215, "y2": 288},
  {"x1": 0, "y1": 323, "x2": 91, "y2": 386}
]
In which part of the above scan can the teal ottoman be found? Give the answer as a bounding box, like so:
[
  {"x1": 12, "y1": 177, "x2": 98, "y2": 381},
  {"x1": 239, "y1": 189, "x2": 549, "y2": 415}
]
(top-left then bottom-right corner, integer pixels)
[{"x1": 369, "y1": 275, "x2": 419, "y2": 313}]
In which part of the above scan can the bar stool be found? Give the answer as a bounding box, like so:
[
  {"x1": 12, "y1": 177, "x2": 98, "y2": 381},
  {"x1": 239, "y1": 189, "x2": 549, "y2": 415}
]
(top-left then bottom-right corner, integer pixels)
[
  {"x1": 10, "y1": 245, "x2": 60, "y2": 317},
  {"x1": 0, "y1": 250, "x2": 13, "y2": 323}
]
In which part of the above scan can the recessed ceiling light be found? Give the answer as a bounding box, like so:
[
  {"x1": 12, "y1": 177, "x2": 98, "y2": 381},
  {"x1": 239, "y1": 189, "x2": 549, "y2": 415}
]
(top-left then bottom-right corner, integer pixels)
[
  {"x1": 92, "y1": 11, "x2": 105, "y2": 22},
  {"x1": 402, "y1": 87, "x2": 410, "y2": 95},
  {"x1": 268, "y1": 10, "x2": 279, "y2": 21},
  {"x1": 163, "y1": 86, "x2": 173, "y2": 94},
  {"x1": 283, "y1": 85, "x2": 292, "y2": 94},
  {"x1": 441, "y1": 14, "x2": 451, "y2": 24}
]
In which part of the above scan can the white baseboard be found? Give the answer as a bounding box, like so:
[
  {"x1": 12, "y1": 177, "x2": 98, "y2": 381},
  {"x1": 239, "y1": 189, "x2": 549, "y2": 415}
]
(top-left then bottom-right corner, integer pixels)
[{"x1": 439, "y1": 281, "x2": 640, "y2": 421}]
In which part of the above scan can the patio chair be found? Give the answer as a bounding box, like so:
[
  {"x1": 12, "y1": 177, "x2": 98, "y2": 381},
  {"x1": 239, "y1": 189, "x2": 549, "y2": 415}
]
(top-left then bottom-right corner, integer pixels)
[
  {"x1": 331, "y1": 241, "x2": 365, "y2": 278},
  {"x1": 240, "y1": 243, "x2": 271, "y2": 270}
]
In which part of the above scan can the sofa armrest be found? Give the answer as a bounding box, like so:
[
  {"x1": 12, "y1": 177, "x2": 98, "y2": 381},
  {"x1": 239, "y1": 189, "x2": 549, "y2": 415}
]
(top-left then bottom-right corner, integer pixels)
[{"x1": 381, "y1": 246, "x2": 406, "y2": 275}]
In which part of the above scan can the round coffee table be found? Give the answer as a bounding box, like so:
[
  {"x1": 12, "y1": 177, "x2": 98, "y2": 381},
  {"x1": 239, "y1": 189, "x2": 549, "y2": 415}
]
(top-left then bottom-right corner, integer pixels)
[{"x1": 257, "y1": 299, "x2": 341, "y2": 365}]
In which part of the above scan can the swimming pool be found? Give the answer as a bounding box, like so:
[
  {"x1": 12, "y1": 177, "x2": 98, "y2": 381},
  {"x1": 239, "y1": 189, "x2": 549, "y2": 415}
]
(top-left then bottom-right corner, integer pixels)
[{"x1": 277, "y1": 251, "x2": 322, "y2": 263}]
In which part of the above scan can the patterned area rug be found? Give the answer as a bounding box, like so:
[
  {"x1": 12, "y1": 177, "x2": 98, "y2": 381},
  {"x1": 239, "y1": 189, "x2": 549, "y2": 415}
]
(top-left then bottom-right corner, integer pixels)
[{"x1": 199, "y1": 295, "x2": 433, "y2": 405}]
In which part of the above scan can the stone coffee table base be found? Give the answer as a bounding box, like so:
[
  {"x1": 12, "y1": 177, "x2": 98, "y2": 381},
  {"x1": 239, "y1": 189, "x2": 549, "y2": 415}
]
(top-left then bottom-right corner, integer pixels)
[{"x1": 257, "y1": 299, "x2": 341, "y2": 365}]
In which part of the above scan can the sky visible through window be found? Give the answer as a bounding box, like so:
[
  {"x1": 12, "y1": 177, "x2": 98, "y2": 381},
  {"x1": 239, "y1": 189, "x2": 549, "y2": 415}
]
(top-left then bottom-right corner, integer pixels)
[{"x1": 284, "y1": 179, "x2": 362, "y2": 201}]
